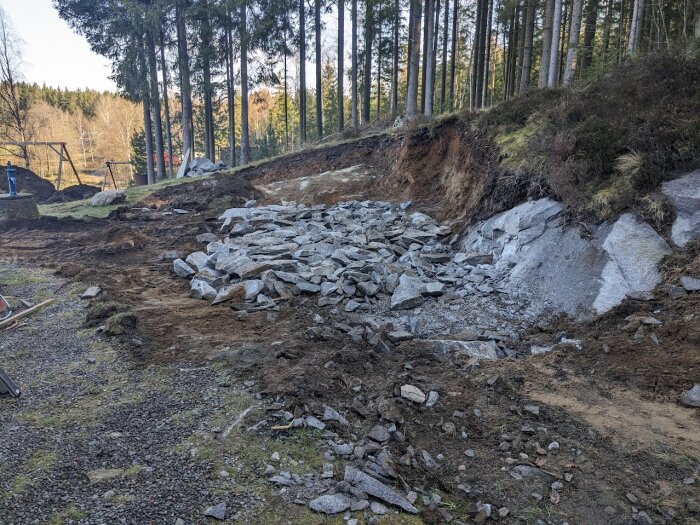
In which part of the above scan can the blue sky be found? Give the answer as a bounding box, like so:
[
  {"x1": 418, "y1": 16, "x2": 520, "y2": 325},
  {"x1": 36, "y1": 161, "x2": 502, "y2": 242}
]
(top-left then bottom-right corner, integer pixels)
[{"x1": 4, "y1": 0, "x2": 117, "y2": 91}]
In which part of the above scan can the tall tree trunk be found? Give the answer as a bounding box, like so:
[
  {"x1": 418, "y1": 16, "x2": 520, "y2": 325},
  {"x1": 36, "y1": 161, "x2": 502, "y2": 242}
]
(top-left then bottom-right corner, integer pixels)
[
  {"x1": 226, "y1": 24, "x2": 236, "y2": 165},
  {"x1": 176, "y1": 0, "x2": 194, "y2": 157},
  {"x1": 476, "y1": 0, "x2": 489, "y2": 107},
  {"x1": 580, "y1": 0, "x2": 599, "y2": 70},
  {"x1": 391, "y1": 0, "x2": 400, "y2": 114},
  {"x1": 439, "y1": 0, "x2": 449, "y2": 112},
  {"x1": 283, "y1": 35, "x2": 289, "y2": 148},
  {"x1": 558, "y1": 0, "x2": 569, "y2": 80},
  {"x1": 138, "y1": 35, "x2": 155, "y2": 184},
  {"x1": 421, "y1": 0, "x2": 429, "y2": 110},
  {"x1": 482, "y1": 0, "x2": 493, "y2": 104},
  {"x1": 600, "y1": 0, "x2": 613, "y2": 63},
  {"x1": 146, "y1": 30, "x2": 166, "y2": 181},
  {"x1": 362, "y1": 0, "x2": 373, "y2": 124},
  {"x1": 240, "y1": 1, "x2": 251, "y2": 164},
  {"x1": 627, "y1": 0, "x2": 645, "y2": 53},
  {"x1": 299, "y1": 0, "x2": 307, "y2": 142},
  {"x1": 538, "y1": 0, "x2": 555, "y2": 87},
  {"x1": 159, "y1": 29, "x2": 174, "y2": 177},
  {"x1": 563, "y1": 0, "x2": 584, "y2": 85},
  {"x1": 449, "y1": 0, "x2": 458, "y2": 109},
  {"x1": 470, "y1": 0, "x2": 483, "y2": 108},
  {"x1": 519, "y1": 0, "x2": 536, "y2": 91},
  {"x1": 200, "y1": 13, "x2": 215, "y2": 161},
  {"x1": 547, "y1": 0, "x2": 563, "y2": 86},
  {"x1": 424, "y1": 0, "x2": 435, "y2": 115},
  {"x1": 514, "y1": 0, "x2": 527, "y2": 93},
  {"x1": 338, "y1": 0, "x2": 345, "y2": 130},
  {"x1": 406, "y1": 0, "x2": 423, "y2": 116},
  {"x1": 407, "y1": 0, "x2": 415, "y2": 97},
  {"x1": 351, "y1": 0, "x2": 359, "y2": 127},
  {"x1": 431, "y1": 0, "x2": 440, "y2": 111},
  {"x1": 376, "y1": 18, "x2": 382, "y2": 117},
  {"x1": 315, "y1": 0, "x2": 323, "y2": 138}
]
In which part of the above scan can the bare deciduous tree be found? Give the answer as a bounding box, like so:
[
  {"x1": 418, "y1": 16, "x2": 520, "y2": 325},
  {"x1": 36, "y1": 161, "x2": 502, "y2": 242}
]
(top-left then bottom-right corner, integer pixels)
[{"x1": 0, "y1": 7, "x2": 34, "y2": 167}]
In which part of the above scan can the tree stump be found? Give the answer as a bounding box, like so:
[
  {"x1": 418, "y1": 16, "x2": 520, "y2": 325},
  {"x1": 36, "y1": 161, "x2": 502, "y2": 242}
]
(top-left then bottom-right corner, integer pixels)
[{"x1": 0, "y1": 194, "x2": 40, "y2": 221}]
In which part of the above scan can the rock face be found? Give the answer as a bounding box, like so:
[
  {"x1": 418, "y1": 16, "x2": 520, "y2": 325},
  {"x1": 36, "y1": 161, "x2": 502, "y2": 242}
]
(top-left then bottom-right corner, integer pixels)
[
  {"x1": 662, "y1": 169, "x2": 700, "y2": 247},
  {"x1": 462, "y1": 198, "x2": 670, "y2": 317},
  {"x1": 593, "y1": 214, "x2": 670, "y2": 313},
  {"x1": 91, "y1": 190, "x2": 127, "y2": 206}
]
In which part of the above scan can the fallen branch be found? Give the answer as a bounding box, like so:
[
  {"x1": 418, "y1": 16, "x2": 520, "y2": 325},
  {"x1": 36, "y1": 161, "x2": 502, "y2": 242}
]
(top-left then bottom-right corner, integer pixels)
[
  {"x1": 271, "y1": 422, "x2": 293, "y2": 431},
  {"x1": 0, "y1": 299, "x2": 54, "y2": 330}
]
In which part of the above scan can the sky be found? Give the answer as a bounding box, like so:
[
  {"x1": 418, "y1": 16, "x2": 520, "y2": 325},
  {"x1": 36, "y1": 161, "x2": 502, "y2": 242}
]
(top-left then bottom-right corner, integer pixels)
[{"x1": 3, "y1": 0, "x2": 118, "y2": 92}]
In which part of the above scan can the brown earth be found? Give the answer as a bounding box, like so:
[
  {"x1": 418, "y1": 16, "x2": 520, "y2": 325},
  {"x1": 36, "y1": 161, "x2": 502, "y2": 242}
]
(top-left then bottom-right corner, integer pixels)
[{"x1": 1, "y1": 151, "x2": 698, "y2": 524}]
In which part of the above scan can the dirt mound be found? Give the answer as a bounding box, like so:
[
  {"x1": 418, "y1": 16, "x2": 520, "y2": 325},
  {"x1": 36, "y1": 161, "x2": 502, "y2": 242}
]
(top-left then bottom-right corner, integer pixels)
[
  {"x1": 0, "y1": 165, "x2": 55, "y2": 201},
  {"x1": 45, "y1": 184, "x2": 101, "y2": 203},
  {"x1": 143, "y1": 173, "x2": 260, "y2": 213}
]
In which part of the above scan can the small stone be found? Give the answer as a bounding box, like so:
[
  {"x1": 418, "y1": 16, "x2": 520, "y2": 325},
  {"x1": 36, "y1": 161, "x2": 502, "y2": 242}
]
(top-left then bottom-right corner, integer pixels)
[
  {"x1": 683, "y1": 477, "x2": 696, "y2": 485},
  {"x1": 680, "y1": 276, "x2": 700, "y2": 291},
  {"x1": 400, "y1": 384, "x2": 426, "y2": 403},
  {"x1": 426, "y1": 390, "x2": 439, "y2": 407},
  {"x1": 305, "y1": 415, "x2": 326, "y2": 430},
  {"x1": 524, "y1": 404, "x2": 540, "y2": 416},
  {"x1": 531, "y1": 492, "x2": 543, "y2": 501},
  {"x1": 680, "y1": 385, "x2": 700, "y2": 408},
  {"x1": 102, "y1": 490, "x2": 115, "y2": 500},
  {"x1": 270, "y1": 452, "x2": 280, "y2": 462},
  {"x1": 263, "y1": 464, "x2": 276, "y2": 476},
  {"x1": 626, "y1": 492, "x2": 638, "y2": 504},
  {"x1": 498, "y1": 507, "x2": 509, "y2": 518},
  {"x1": 308, "y1": 494, "x2": 353, "y2": 514},
  {"x1": 80, "y1": 286, "x2": 101, "y2": 299},
  {"x1": 204, "y1": 503, "x2": 226, "y2": 520},
  {"x1": 564, "y1": 473, "x2": 574, "y2": 482},
  {"x1": 604, "y1": 506, "x2": 616, "y2": 515},
  {"x1": 551, "y1": 481, "x2": 564, "y2": 490},
  {"x1": 370, "y1": 501, "x2": 388, "y2": 515},
  {"x1": 369, "y1": 424, "x2": 391, "y2": 442},
  {"x1": 548, "y1": 441, "x2": 560, "y2": 450},
  {"x1": 636, "y1": 511, "x2": 653, "y2": 525},
  {"x1": 388, "y1": 330, "x2": 414, "y2": 343},
  {"x1": 464, "y1": 449, "x2": 476, "y2": 458}
]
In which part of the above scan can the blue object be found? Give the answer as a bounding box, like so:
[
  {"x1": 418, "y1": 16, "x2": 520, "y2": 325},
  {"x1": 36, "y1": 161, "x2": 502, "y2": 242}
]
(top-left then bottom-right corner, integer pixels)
[{"x1": 6, "y1": 161, "x2": 16, "y2": 197}]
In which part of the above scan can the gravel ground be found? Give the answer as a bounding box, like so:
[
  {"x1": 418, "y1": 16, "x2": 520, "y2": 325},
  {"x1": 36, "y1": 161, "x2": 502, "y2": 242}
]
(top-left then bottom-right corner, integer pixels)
[{"x1": 0, "y1": 264, "x2": 271, "y2": 525}]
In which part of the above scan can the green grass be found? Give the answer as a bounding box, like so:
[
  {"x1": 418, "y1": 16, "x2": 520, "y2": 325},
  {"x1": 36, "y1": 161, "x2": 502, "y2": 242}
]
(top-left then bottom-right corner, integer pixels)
[
  {"x1": 38, "y1": 176, "x2": 201, "y2": 219},
  {"x1": 46, "y1": 504, "x2": 87, "y2": 525}
]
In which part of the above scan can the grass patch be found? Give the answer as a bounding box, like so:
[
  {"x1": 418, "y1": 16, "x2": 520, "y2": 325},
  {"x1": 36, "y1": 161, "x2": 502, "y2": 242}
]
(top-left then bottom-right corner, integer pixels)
[
  {"x1": 46, "y1": 504, "x2": 87, "y2": 525},
  {"x1": 27, "y1": 449, "x2": 58, "y2": 471},
  {"x1": 38, "y1": 176, "x2": 199, "y2": 220}
]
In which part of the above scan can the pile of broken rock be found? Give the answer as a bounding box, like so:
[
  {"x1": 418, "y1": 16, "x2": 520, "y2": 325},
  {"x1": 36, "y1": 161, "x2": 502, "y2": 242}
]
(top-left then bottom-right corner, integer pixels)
[{"x1": 173, "y1": 200, "x2": 502, "y2": 314}]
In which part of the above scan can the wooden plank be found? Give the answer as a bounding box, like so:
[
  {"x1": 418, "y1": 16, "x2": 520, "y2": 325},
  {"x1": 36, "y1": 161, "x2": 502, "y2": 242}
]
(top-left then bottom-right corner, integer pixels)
[
  {"x1": 0, "y1": 299, "x2": 54, "y2": 330},
  {"x1": 61, "y1": 144, "x2": 83, "y2": 186}
]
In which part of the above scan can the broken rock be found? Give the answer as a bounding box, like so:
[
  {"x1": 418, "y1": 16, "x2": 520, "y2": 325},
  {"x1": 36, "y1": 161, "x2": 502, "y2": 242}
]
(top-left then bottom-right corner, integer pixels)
[
  {"x1": 400, "y1": 384, "x2": 426, "y2": 404},
  {"x1": 309, "y1": 494, "x2": 352, "y2": 514},
  {"x1": 344, "y1": 466, "x2": 418, "y2": 514}
]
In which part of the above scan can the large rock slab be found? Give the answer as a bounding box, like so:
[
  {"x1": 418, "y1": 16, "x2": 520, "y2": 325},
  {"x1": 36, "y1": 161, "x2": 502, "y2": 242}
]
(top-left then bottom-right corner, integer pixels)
[
  {"x1": 663, "y1": 169, "x2": 700, "y2": 247},
  {"x1": 390, "y1": 275, "x2": 426, "y2": 310},
  {"x1": 593, "y1": 214, "x2": 670, "y2": 313},
  {"x1": 344, "y1": 466, "x2": 418, "y2": 514}
]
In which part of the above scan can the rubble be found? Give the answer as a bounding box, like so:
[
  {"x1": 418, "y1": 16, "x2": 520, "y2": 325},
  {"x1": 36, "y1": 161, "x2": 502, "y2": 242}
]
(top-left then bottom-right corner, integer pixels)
[
  {"x1": 173, "y1": 200, "x2": 515, "y2": 323},
  {"x1": 178, "y1": 157, "x2": 228, "y2": 178}
]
